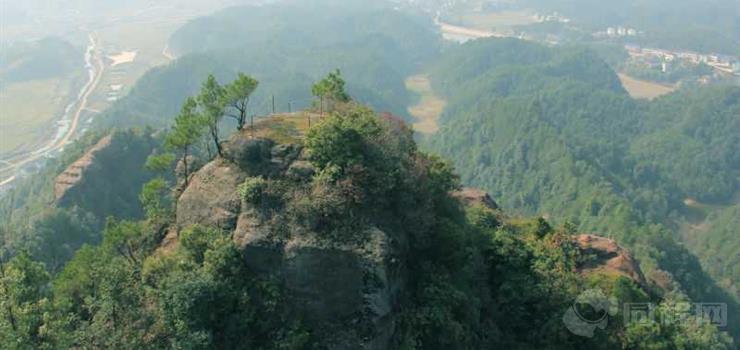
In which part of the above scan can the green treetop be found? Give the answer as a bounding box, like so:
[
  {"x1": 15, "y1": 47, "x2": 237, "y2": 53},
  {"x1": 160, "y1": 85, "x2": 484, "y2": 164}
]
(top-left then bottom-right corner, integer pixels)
[
  {"x1": 312, "y1": 69, "x2": 351, "y2": 115},
  {"x1": 222, "y1": 73, "x2": 259, "y2": 131},
  {"x1": 198, "y1": 75, "x2": 227, "y2": 157}
]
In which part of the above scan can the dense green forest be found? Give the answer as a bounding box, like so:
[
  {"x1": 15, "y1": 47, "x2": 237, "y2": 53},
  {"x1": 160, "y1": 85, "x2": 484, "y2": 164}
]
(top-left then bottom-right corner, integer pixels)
[
  {"x1": 0, "y1": 0, "x2": 737, "y2": 348},
  {"x1": 0, "y1": 86, "x2": 733, "y2": 347},
  {"x1": 423, "y1": 38, "x2": 740, "y2": 336},
  {"x1": 0, "y1": 130, "x2": 161, "y2": 272}
]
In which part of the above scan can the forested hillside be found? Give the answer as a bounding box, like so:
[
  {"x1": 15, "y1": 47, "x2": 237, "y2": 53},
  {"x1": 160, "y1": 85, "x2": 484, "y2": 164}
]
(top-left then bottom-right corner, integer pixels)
[
  {"x1": 1, "y1": 130, "x2": 161, "y2": 271},
  {"x1": 1, "y1": 90, "x2": 733, "y2": 348},
  {"x1": 96, "y1": 1, "x2": 440, "y2": 129},
  {"x1": 0, "y1": 1, "x2": 737, "y2": 348},
  {"x1": 423, "y1": 38, "x2": 740, "y2": 336}
]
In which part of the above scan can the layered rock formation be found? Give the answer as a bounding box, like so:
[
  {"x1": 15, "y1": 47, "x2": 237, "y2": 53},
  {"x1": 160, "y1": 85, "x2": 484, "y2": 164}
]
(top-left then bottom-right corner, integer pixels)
[{"x1": 53, "y1": 130, "x2": 158, "y2": 221}]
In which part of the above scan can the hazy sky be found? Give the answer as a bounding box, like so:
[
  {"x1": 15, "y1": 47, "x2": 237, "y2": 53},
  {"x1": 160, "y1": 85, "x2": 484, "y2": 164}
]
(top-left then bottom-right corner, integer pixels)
[{"x1": 0, "y1": 0, "x2": 263, "y2": 43}]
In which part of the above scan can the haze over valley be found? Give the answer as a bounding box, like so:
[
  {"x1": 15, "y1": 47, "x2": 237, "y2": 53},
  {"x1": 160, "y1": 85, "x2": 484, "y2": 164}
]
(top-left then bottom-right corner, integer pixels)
[{"x1": 0, "y1": 1, "x2": 738, "y2": 348}]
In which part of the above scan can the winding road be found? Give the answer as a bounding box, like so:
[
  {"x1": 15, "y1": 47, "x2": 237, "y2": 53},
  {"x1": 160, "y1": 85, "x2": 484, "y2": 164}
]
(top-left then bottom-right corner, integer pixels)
[{"x1": 0, "y1": 34, "x2": 105, "y2": 185}]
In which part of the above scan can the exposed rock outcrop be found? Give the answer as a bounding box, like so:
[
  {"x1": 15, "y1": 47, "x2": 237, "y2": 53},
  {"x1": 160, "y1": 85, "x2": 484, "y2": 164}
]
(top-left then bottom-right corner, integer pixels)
[
  {"x1": 575, "y1": 234, "x2": 648, "y2": 288},
  {"x1": 53, "y1": 131, "x2": 158, "y2": 221},
  {"x1": 176, "y1": 159, "x2": 246, "y2": 231},
  {"x1": 451, "y1": 187, "x2": 500, "y2": 210},
  {"x1": 174, "y1": 131, "x2": 404, "y2": 349},
  {"x1": 54, "y1": 134, "x2": 113, "y2": 201},
  {"x1": 170, "y1": 121, "x2": 652, "y2": 348}
]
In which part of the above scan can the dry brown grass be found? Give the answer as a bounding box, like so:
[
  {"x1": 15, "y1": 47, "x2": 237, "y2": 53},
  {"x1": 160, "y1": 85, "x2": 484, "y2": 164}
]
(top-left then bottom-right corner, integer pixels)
[
  {"x1": 618, "y1": 73, "x2": 676, "y2": 100},
  {"x1": 405, "y1": 75, "x2": 446, "y2": 134},
  {"x1": 461, "y1": 10, "x2": 538, "y2": 30},
  {"x1": 242, "y1": 113, "x2": 318, "y2": 144}
]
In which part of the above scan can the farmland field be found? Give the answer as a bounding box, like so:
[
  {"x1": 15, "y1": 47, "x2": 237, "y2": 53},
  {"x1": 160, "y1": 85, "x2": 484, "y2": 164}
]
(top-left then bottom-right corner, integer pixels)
[
  {"x1": 461, "y1": 11, "x2": 539, "y2": 30},
  {"x1": 405, "y1": 74, "x2": 446, "y2": 134},
  {"x1": 0, "y1": 78, "x2": 76, "y2": 154},
  {"x1": 445, "y1": 10, "x2": 539, "y2": 31},
  {"x1": 618, "y1": 73, "x2": 677, "y2": 100}
]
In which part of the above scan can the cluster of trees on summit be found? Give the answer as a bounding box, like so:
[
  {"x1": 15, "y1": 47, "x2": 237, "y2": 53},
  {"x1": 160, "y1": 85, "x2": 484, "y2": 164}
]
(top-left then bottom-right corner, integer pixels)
[
  {"x1": 2, "y1": 75, "x2": 734, "y2": 348},
  {"x1": 0, "y1": 0, "x2": 737, "y2": 348}
]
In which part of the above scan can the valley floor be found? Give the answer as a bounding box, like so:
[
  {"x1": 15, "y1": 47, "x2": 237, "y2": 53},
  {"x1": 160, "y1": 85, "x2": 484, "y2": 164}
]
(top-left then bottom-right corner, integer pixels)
[{"x1": 405, "y1": 74, "x2": 446, "y2": 134}]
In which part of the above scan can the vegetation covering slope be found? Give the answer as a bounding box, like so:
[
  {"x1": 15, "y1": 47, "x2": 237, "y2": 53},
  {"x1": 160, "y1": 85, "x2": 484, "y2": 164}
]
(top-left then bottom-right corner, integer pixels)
[
  {"x1": 95, "y1": 0, "x2": 440, "y2": 129},
  {"x1": 0, "y1": 1, "x2": 737, "y2": 348},
  {"x1": 423, "y1": 38, "x2": 740, "y2": 337},
  {"x1": 0, "y1": 84, "x2": 733, "y2": 347},
  {"x1": 1, "y1": 130, "x2": 161, "y2": 272}
]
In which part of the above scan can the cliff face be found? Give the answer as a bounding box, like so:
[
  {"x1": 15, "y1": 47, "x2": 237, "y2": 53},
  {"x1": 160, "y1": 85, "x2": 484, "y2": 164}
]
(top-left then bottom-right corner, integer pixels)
[
  {"x1": 54, "y1": 134, "x2": 113, "y2": 201},
  {"x1": 575, "y1": 234, "x2": 648, "y2": 288},
  {"x1": 54, "y1": 130, "x2": 158, "y2": 221},
  {"x1": 172, "y1": 133, "x2": 402, "y2": 348},
  {"x1": 166, "y1": 113, "x2": 656, "y2": 348}
]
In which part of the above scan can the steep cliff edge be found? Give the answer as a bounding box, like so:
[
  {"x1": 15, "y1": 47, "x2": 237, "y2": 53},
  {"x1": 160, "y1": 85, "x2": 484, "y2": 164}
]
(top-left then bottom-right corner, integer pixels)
[
  {"x1": 163, "y1": 112, "x2": 655, "y2": 348},
  {"x1": 171, "y1": 126, "x2": 403, "y2": 348},
  {"x1": 575, "y1": 234, "x2": 648, "y2": 288}
]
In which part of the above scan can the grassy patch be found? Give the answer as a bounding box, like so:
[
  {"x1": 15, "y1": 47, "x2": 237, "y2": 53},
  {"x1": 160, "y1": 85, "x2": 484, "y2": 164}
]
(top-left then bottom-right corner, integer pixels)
[{"x1": 245, "y1": 113, "x2": 316, "y2": 144}]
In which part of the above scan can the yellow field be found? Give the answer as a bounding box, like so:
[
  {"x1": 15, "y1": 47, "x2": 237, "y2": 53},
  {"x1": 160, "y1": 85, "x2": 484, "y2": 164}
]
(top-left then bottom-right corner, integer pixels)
[
  {"x1": 405, "y1": 75, "x2": 446, "y2": 134},
  {"x1": 460, "y1": 10, "x2": 539, "y2": 30},
  {"x1": 618, "y1": 73, "x2": 676, "y2": 100},
  {"x1": 0, "y1": 78, "x2": 73, "y2": 154}
]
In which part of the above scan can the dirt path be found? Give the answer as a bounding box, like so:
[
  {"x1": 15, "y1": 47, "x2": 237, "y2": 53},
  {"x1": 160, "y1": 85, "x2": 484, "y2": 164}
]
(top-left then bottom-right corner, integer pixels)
[{"x1": 405, "y1": 75, "x2": 446, "y2": 134}]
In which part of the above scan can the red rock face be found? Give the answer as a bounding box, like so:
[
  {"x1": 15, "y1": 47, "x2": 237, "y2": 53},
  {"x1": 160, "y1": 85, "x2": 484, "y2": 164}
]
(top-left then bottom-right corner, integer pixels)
[
  {"x1": 575, "y1": 234, "x2": 648, "y2": 288},
  {"x1": 54, "y1": 134, "x2": 112, "y2": 202},
  {"x1": 451, "y1": 188, "x2": 500, "y2": 210}
]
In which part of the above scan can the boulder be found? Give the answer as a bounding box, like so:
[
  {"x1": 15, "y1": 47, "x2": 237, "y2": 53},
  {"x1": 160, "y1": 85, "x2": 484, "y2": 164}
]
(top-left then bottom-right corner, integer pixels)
[
  {"x1": 223, "y1": 137, "x2": 274, "y2": 173},
  {"x1": 286, "y1": 160, "x2": 316, "y2": 180},
  {"x1": 176, "y1": 159, "x2": 247, "y2": 231}
]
